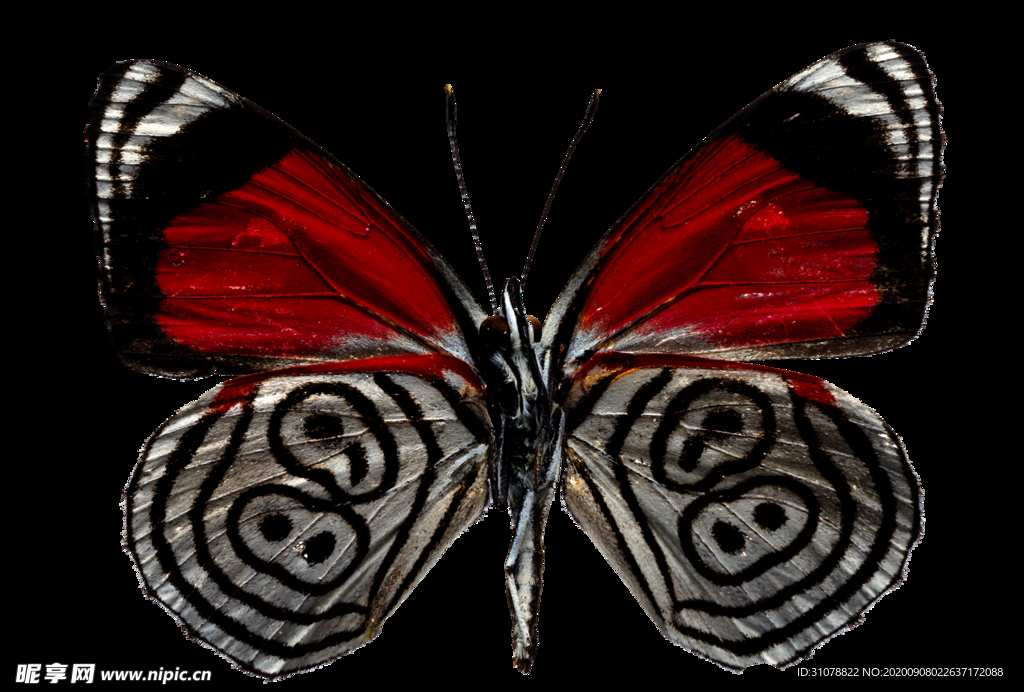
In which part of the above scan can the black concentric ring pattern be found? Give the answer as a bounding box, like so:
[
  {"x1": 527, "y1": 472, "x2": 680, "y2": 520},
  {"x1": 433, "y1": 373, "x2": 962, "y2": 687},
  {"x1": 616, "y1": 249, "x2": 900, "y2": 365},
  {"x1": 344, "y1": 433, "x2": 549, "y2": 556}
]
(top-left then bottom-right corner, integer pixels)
[
  {"x1": 123, "y1": 370, "x2": 489, "y2": 678},
  {"x1": 563, "y1": 364, "x2": 921, "y2": 670}
]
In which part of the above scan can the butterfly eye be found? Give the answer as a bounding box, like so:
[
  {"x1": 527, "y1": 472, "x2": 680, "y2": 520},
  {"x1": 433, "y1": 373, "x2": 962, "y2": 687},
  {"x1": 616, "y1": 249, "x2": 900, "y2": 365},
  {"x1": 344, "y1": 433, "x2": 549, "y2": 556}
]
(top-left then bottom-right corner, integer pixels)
[
  {"x1": 480, "y1": 315, "x2": 511, "y2": 349},
  {"x1": 527, "y1": 315, "x2": 541, "y2": 341}
]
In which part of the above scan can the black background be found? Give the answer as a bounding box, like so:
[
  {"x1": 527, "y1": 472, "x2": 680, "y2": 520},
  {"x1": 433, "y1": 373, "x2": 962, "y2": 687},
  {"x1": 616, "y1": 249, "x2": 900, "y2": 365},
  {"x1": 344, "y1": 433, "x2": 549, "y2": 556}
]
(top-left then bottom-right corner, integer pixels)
[{"x1": 15, "y1": 19, "x2": 1005, "y2": 688}]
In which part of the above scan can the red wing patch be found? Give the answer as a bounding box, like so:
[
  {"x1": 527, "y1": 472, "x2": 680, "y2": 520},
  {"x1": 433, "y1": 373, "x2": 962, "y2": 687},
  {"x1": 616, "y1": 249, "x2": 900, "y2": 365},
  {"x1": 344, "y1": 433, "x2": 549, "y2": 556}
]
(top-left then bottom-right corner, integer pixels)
[
  {"x1": 576, "y1": 134, "x2": 877, "y2": 354},
  {"x1": 156, "y1": 147, "x2": 468, "y2": 360}
]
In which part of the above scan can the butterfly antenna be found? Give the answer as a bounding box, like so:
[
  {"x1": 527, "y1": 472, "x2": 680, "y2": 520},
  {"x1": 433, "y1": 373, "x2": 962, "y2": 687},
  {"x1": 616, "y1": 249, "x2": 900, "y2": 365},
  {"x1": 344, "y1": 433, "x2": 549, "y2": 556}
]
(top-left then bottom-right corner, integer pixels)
[
  {"x1": 446, "y1": 84, "x2": 498, "y2": 315},
  {"x1": 520, "y1": 89, "x2": 601, "y2": 293}
]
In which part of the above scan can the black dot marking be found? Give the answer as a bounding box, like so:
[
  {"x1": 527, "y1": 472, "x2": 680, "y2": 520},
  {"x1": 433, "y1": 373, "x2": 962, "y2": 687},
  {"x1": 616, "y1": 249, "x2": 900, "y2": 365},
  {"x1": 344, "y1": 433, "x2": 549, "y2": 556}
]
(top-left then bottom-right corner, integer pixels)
[
  {"x1": 754, "y1": 502, "x2": 787, "y2": 532},
  {"x1": 303, "y1": 531, "x2": 336, "y2": 565},
  {"x1": 303, "y1": 413, "x2": 345, "y2": 441},
  {"x1": 703, "y1": 408, "x2": 743, "y2": 433},
  {"x1": 679, "y1": 409, "x2": 745, "y2": 472},
  {"x1": 679, "y1": 438, "x2": 705, "y2": 472},
  {"x1": 343, "y1": 445, "x2": 369, "y2": 486},
  {"x1": 712, "y1": 520, "x2": 745, "y2": 554},
  {"x1": 259, "y1": 514, "x2": 292, "y2": 543}
]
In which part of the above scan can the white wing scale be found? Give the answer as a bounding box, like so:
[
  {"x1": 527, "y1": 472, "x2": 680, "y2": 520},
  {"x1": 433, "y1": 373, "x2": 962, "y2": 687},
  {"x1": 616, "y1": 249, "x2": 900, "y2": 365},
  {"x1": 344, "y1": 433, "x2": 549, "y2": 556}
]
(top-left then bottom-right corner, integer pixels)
[{"x1": 561, "y1": 358, "x2": 921, "y2": 670}]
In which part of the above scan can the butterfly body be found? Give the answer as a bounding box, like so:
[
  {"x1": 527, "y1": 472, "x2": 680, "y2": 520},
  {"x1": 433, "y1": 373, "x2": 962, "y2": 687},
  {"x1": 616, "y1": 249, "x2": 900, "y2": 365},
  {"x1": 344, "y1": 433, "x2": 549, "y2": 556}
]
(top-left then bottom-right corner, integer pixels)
[
  {"x1": 90, "y1": 42, "x2": 941, "y2": 679},
  {"x1": 478, "y1": 277, "x2": 564, "y2": 670}
]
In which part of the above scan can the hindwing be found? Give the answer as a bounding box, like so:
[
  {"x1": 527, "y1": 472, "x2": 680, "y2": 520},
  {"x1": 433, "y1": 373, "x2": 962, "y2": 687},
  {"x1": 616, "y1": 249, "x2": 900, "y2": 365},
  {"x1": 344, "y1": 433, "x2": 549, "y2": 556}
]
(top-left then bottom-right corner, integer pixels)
[
  {"x1": 123, "y1": 355, "x2": 491, "y2": 679},
  {"x1": 561, "y1": 353, "x2": 921, "y2": 670}
]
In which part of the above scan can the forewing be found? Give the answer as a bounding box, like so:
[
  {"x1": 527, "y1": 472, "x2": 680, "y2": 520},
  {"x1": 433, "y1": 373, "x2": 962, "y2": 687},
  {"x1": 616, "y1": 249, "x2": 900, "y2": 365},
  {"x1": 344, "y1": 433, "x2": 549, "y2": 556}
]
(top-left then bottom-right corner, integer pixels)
[
  {"x1": 123, "y1": 355, "x2": 491, "y2": 679},
  {"x1": 88, "y1": 60, "x2": 486, "y2": 378},
  {"x1": 561, "y1": 352, "x2": 921, "y2": 671},
  {"x1": 544, "y1": 42, "x2": 943, "y2": 378}
]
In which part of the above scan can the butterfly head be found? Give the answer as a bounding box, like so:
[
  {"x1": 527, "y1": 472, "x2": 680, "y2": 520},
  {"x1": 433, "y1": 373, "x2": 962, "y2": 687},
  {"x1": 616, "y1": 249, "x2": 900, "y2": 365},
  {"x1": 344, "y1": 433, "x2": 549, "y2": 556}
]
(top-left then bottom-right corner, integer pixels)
[
  {"x1": 497, "y1": 277, "x2": 540, "y2": 341},
  {"x1": 477, "y1": 278, "x2": 546, "y2": 399}
]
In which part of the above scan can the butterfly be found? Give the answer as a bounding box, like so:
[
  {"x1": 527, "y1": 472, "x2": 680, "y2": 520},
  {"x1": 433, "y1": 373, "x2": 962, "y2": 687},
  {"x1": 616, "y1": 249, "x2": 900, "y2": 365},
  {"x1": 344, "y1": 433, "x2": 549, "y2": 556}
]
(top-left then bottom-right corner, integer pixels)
[{"x1": 88, "y1": 41, "x2": 941, "y2": 679}]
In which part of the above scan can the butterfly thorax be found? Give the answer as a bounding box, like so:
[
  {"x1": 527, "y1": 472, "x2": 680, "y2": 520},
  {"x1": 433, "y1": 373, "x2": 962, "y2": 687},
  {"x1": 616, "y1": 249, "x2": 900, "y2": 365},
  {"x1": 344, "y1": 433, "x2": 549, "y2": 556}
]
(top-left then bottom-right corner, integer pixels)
[{"x1": 477, "y1": 278, "x2": 563, "y2": 672}]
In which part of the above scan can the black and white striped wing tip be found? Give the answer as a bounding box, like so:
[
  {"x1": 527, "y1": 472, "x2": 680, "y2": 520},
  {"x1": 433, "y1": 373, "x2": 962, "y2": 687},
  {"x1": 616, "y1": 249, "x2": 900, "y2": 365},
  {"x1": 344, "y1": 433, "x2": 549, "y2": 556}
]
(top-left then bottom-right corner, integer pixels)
[
  {"x1": 122, "y1": 369, "x2": 491, "y2": 679},
  {"x1": 778, "y1": 39, "x2": 944, "y2": 354}
]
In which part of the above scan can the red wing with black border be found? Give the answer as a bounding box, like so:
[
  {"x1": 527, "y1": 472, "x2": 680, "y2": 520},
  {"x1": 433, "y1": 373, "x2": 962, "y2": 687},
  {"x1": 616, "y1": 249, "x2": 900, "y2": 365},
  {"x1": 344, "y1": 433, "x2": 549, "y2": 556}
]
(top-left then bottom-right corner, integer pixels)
[
  {"x1": 543, "y1": 42, "x2": 943, "y2": 380},
  {"x1": 88, "y1": 60, "x2": 486, "y2": 379}
]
